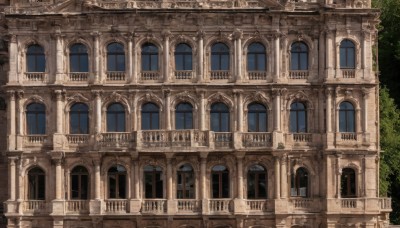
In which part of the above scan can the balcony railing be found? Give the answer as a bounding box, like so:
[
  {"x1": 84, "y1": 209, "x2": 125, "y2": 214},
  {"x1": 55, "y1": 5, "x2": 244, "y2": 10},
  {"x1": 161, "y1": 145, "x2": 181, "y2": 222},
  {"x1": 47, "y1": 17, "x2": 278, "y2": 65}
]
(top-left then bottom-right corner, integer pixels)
[
  {"x1": 177, "y1": 199, "x2": 201, "y2": 213},
  {"x1": 340, "y1": 132, "x2": 357, "y2": 141},
  {"x1": 175, "y1": 70, "x2": 193, "y2": 80},
  {"x1": 67, "y1": 134, "x2": 90, "y2": 144},
  {"x1": 209, "y1": 199, "x2": 232, "y2": 213},
  {"x1": 105, "y1": 199, "x2": 128, "y2": 213},
  {"x1": 248, "y1": 71, "x2": 267, "y2": 80},
  {"x1": 380, "y1": 198, "x2": 392, "y2": 211},
  {"x1": 210, "y1": 70, "x2": 230, "y2": 80},
  {"x1": 65, "y1": 200, "x2": 89, "y2": 214},
  {"x1": 242, "y1": 132, "x2": 272, "y2": 147},
  {"x1": 341, "y1": 198, "x2": 357, "y2": 208},
  {"x1": 23, "y1": 200, "x2": 48, "y2": 214},
  {"x1": 289, "y1": 70, "x2": 309, "y2": 79},
  {"x1": 214, "y1": 132, "x2": 233, "y2": 148},
  {"x1": 24, "y1": 135, "x2": 48, "y2": 144},
  {"x1": 140, "y1": 130, "x2": 209, "y2": 148},
  {"x1": 106, "y1": 71, "x2": 126, "y2": 81},
  {"x1": 342, "y1": 69, "x2": 356, "y2": 78},
  {"x1": 246, "y1": 200, "x2": 268, "y2": 212},
  {"x1": 96, "y1": 132, "x2": 134, "y2": 148},
  {"x1": 24, "y1": 72, "x2": 47, "y2": 82},
  {"x1": 68, "y1": 72, "x2": 89, "y2": 82},
  {"x1": 292, "y1": 133, "x2": 312, "y2": 142},
  {"x1": 142, "y1": 199, "x2": 166, "y2": 213},
  {"x1": 141, "y1": 71, "x2": 161, "y2": 80}
]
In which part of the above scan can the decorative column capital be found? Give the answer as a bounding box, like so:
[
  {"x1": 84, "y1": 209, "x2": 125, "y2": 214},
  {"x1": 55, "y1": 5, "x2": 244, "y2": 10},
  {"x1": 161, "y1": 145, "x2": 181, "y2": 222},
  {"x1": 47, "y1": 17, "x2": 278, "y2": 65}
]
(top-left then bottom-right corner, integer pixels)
[
  {"x1": 162, "y1": 30, "x2": 172, "y2": 41},
  {"x1": 9, "y1": 157, "x2": 18, "y2": 166},
  {"x1": 162, "y1": 89, "x2": 171, "y2": 98},
  {"x1": 272, "y1": 88, "x2": 281, "y2": 98},
  {"x1": 54, "y1": 90, "x2": 65, "y2": 101},
  {"x1": 325, "y1": 87, "x2": 334, "y2": 97},
  {"x1": 362, "y1": 87, "x2": 371, "y2": 98},
  {"x1": 90, "y1": 31, "x2": 101, "y2": 39},
  {"x1": 232, "y1": 29, "x2": 243, "y2": 40},
  {"x1": 92, "y1": 90, "x2": 103, "y2": 99},
  {"x1": 199, "y1": 152, "x2": 208, "y2": 160},
  {"x1": 235, "y1": 152, "x2": 246, "y2": 160},
  {"x1": 196, "y1": 89, "x2": 206, "y2": 98},
  {"x1": 197, "y1": 30, "x2": 206, "y2": 40},
  {"x1": 7, "y1": 90, "x2": 15, "y2": 100}
]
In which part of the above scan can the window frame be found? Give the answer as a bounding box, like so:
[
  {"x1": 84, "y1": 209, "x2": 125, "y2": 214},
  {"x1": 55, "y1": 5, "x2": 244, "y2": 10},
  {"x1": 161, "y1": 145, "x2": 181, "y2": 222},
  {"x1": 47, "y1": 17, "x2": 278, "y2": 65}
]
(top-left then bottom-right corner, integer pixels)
[
  {"x1": 339, "y1": 101, "x2": 356, "y2": 132},
  {"x1": 247, "y1": 164, "x2": 268, "y2": 199},
  {"x1": 26, "y1": 103, "x2": 46, "y2": 135},
  {"x1": 70, "y1": 103, "x2": 89, "y2": 134},
  {"x1": 107, "y1": 42, "x2": 126, "y2": 72},
  {"x1": 289, "y1": 102, "x2": 307, "y2": 133},
  {"x1": 210, "y1": 102, "x2": 230, "y2": 132},
  {"x1": 141, "y1": 43, "x2": 159, "y2": 71},
  {"x1": 176, "y1": 164, "x2": 195, "y2": 199},
  {"x1": 211, "y1": 165, "x2": 230, "y2": 198},
  {"x1": 106, "y1": 103, "x2": 126, "y2": 132},
  {"x1": 247, "y1": 102, "x2": 268, "y2": 132},
  {"x1": 69, "y1": 43, "x2": 89, "y2": 73},
  {"x1": 247, "y1": 42, "x2": 267, "y2": 71},
  {"x1": 211, "y1": 43, "x2": 230, "y2": 71},
  {"x1": 107, "y1": 165, "x2": 127, "y2": 199},
  {"x1": 291, "y1": 167, "x2": 309, "y2": 198},
  {"x1": 28, "y1": 167, "x2": 46, "y2": 200},
  {"x1": 141, "y1": 102, "x2": 160, "y2": 130},
  {"x1": 341, "y1": 168, "x2": 357, "y2": 198},
  {"x1": 144, "y1": 165, "x2": 163, "y2": 199},
  {"x1": 26, "y1": 44, "x2": 46, "y2": 73},
  {"x1": 70, "y1": 166, "x2": 89, "y2": 200},
  {"x1": 175, "y1": 102, "x2": 193, "y2": 130},
  {"x1": 175, "y1": 43, "x2": 193, "y2": 71},
  {"x1": 340, "y1": 39, "x2": 356, "y2": 69},
  {"x1": 290, "y1": 42, "x2": 309, "y2": 71}
]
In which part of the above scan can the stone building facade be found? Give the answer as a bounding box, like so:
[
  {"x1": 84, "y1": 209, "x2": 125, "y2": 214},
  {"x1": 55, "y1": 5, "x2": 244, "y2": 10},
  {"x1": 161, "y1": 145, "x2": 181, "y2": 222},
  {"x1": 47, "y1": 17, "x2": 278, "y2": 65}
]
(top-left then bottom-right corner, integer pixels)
[{"x1": 0, "y1": 0, "x2": 392, "y2": 227}]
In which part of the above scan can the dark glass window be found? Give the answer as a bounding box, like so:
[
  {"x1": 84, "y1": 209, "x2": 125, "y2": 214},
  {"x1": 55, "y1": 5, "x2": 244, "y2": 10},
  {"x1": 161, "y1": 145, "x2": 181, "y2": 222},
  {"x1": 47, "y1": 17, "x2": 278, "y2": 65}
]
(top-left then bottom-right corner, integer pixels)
[
  {"x1": 70, "y1": 103, "x2": 89, "y2": 134},
  {"x1": 175, "y1": 103, "x2": 193, "y2": 129},
  {"x1": 290, "y1": 42, "x2": 308, "y2": 70},
  {"x1": 71, "y1": 166, "x2": 89, "y2": 200},
  {"x1": 175, "y1": 43, "x2": 192, "y2": 71},
  {"x1": 341, "y1": 168, "x2": 356, "y2": 198},
  {"x1": 291, "y1": 167, "x2": 308, "y2": 197},
  {"x1": 108, "y1": 165, "x2": 126, "y2": 199},
  {"x1": 211, "y1": 43, "x2": 229, "y2": 71},
  {"x1": 106, "y1": 103, "x2": 125, "y2": 132},
  {"x1": 340, "y1": 40, "x2": 355, "y2": 69},
  {"x1": 26, "y1": 103, "x2": 46, "y2": 135},
  {"x1": 27, "y1": 44, "x2": 45, "y2": 72},
  {"x1": 247, "y1": 165, "x2": 267, "y2": 199},
  {"x1": 339, "y1": 102, "x2": 355, "y2": 132},
  {"x1": 142, "y1": 43, "x2": 159, "y2": 71},
  {"x1": 177, "y1": 164, "x2": 195, "y2": 199},
  {"x1": 28, "y1": 167, "x2": 45, "y2": 200},
  {"x1": 107, "y1": 43, "x2": 125, "y2": 72},
  {"x1": 247, "y1": 43, "x2": 266, "y2": 71},
  {"x1": 289, "y1": 102, "x2": 307, "y2": 133},
  {"x1": 141, "y1": 103, "x2": 159, "y2": 130},
  {"x1": 211, "y1": 165, "x2": 229, "y2": 198},
  {"x1": 144, "y1": 165, "x2": 163, "y2": 198},
  {"x1": 69, "y1": 43, "x2": 89, "y2": 72},
  {"x1": 248, "y1": 103, "x2": 268, "y2": 132},
  {"x1": 210, "y1": 103, "x2": 230, "y2": 132}
]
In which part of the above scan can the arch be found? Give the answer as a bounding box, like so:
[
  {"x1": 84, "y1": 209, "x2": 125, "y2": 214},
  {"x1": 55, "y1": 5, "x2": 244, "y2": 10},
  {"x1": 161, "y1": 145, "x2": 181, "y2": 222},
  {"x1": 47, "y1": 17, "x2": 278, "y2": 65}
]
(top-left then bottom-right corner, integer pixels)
[
  {"x1": 102, "y1": 92, "x2": 131, "y2": 113},
  {"x1": 65, "y1": 38, "x2": 93, "y2": 54},
  {"x1": 336, "y1": 97, "x2": 361, "y2": 110},
  {"x1": 206, "y1": 92, "x2": 234, "y2": 111},
  {"x1": 204, "y1": 37, "x2": 234, "y2": 51},
  {"x1": 286, "y1": 35, "x2": 314, "y2": 52},
  {"x1": 243, "y1": 92, "x2": 271, "y2": 111},
  {"x1": 243, "y1": 36, "x2": 270, "y2": 54},
  {"x1": 136, "y1": 93, "x2": 164, "y2": 111},
  {"x1": 171, "y1": 92, "x2": 198, "y2": 110},
  {"x1": 135, "y1": 37, "x2": 163, "y2": 51},
  {"x1": 65, "y1": 93, "x2": 90, "y2": 112},
  {"x1": 170, "y1": 35, "x2": 197, "y2": 54}
]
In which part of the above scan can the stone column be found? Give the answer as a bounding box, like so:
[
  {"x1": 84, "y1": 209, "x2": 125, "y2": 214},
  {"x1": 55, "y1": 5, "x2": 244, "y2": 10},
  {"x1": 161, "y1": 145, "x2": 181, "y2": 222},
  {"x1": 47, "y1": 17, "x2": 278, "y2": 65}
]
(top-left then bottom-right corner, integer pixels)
[
  {"x1": 336, "y1": 155, "x2": 341, "y2": 198},
  {"x1": 281, "y1": 33, "x2": 288, "y2": 79},
  {"x1": 127, "y1": 34, "x2": 133, "y2": 83},
  {"x1": 325, "y1": 30, "x2": 334, "y2": 79},
  {"x1": 164, "y1": 90, "x2": 171, "y2": 130},
  {"x1": 134, "y1": 160, "x2": 140, "y2": 199},
  {"x1": 8, "y1": 91, "x2": 16, "y2": 151},
  {"x1": 274, "y1": 33, "x2": 280, "y2": 82},
  {"x1": 280, "y1": 155, "x2": 288, "y2": 198},
  {"x1": 55, "y1": 159, "x2": 63, "y2": 200},
  {"x1": 55, "y1": 90, "x2": 63, "y2": 134},
  {"x1": 163, "y1": 30, "x2": 171, "y2": 83},
  {"x1": 198, "y1": 90, "x2": 206, "y2": 131},
  {"x1": 94, "y1": 161, "x2": 101, "y2": 199},
  {"x1": 132, "y1": 34, "x2": 138, "y2": 84},
  {"x1": 8, "y1": 35, "x2": 18, "y2": 83},
  {"x1": 235, "y1": 90, "x2": 243, "y2": 132},
  {"x1": 94, "y1": 91, "x2": 102, "y2": 133},
  {"x1": 273, "y1": 89, "x2": 281, "y2": 131},
  {"x1": 326, "y1": 88, "x2": 333, "y2": 132},
  {"x1": 233, "y1": 29, "x2": 243, "y2": 82},
  {"x1": 55, "y1": 33, "x2": 64, "y2": 83},
  {"x1": 200, "y1": 153, "x2": 209, "y2": 213},
  {"x1": 274, "y1": 156, "x2": 281, "y2": 199},
  {"x1": 91, "y1": 32, "x2": 101, "y2": 83},
  {"x1": 129, "y1": 154, "x2": 141, "y2": 213},
  {"x1": 197, "y1": 31, "x2": 205, "y2": 83},
  {"x1": 166, "y1": 154, "x2": 176, "y2": 214},
  {"x1": 362, "y1": 88, "x2": 369, "y2": 133},
  {"x1": 237, "y1": 154, "x2": 244, "y2": 199},
  {"x1": 9, "y1": 157, "x2": 17, "y2": 201}
]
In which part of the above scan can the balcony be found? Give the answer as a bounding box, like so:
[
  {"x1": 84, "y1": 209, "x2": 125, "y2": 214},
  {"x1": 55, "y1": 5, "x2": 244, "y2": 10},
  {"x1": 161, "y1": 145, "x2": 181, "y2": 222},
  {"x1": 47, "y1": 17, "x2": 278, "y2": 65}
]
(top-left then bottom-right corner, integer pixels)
[
  {"x1": 67, "y1": 134, "x2": 90, "y2": 145},
  {"x1": 104, "y1": 199, "x2": 128, "y2": 213},
  {"x1": 380, "y1": 197, "x2": 392, "y2": 212},
  {"x1": 141, "y1": 199, "x2": 166, "y2": 214},
  {"x1": 335, "y1": 132, "x2": 369, "y2": 148},
  {"x1": 242, "y1": 132, "x2": 272, "y2": 148},
  {"x1": 68, "y1": 72, "x2": 89, "y2": 82},
  {"x1": 175, "y1": 70, "x2": 194, "y2": 80},
  {"x1": 248, "y1": 71, "x2": 267, "y2": 80},
  {"x1": 289, "y1": 70, "x2": 309, "y2": 79},
  {"x1": 177, "y1": 199, "x2": 201, "y2": 213},
  {"x1": 106, "y1": 71, "x2": 126, "y2": 81},
  {"x1": 23, "y1": 200, "x2": 49, "y2": 214},
  {"x1": 245, "y1": 199, "x2": 270, "y2": 212},
  {"x1": 214, "y1": 132, "x2": 232, "y2": 148},
  {"x1": 342, "y1": 69, "x2": 356, "y2": 78},
  {"x1": 138, "y1": 130, "x2": 209, "y2": 149},
  {"x1": 65, "y1": 200, "x2": 89, "y2": 214},
  {"x1": 209, "y1": 199, "x2": 232, "y2": 214},
  {"x1": 96, "y1": 132, "x2": 134, "y2": 149},
  {"x1": 289, "y1": 198, "x2": 320, "y2": 212},
  {"x1": 141, "y1": 71, "x2": 161, "y2": 80},
  {"x1": 24, "y1": 72, "x2": 47, "y2": 82},
  {"x1": 210, "y1": 70, "x2": 230, "y2": 80}
]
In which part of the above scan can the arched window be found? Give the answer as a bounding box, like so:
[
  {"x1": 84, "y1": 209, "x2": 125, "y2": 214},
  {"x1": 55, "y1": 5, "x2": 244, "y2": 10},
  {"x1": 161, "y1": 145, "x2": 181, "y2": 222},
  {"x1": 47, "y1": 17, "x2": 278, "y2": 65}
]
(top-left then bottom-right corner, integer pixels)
[
  {"x1": 175, "y1": 103, "x2": 193, "y2": 129},
  {"x1": 28, "y1": 167, "x2": 45, "y2": 200},
  {"x1": 210, "y1": 102, "x2": 230, "y2": 132},
  {"x1": 339, "y1": 101, "x2": 355, "y2": 132},
  {"x1": 70, "y1": 103, "x2": 89, "y2": 134},
  {"x1": 289, "y1": 102, "x2": 307, "y2": 133},
  {"x1": 211, "y1": 165, "x2": 229, "y2": 198},
  {"x1": 341, "y1": 168, "x2": 356, "y2": 198},
  {"x1": 290, "y1": 42, "x2": 308, "y2": 70},
  {"x1": 211, "y1": 43, "x2": 230, "y2": 71},
  {"x1": 108, "y1": 165, "x2": 127, "y2": 199},
  {"x1": 26, "y1": 44, "x2": 45, "y2": 72},
  {"x1": 142, "y1": 43, "x2": 159, "y2": 71},
  {"x1": 26, "y1": 103, "x2": 46, "y2": 135},
  {"x1": 71, "y1": 166, "x2": 89, "y2": 200},
  {"x1": 177, "y1": 164, "x2": 195, "y2": 199},
  {"x1": 340, "y1": 39, "x2": 355, "y2": 69},
  {"x1": 291, "y1": 167, "x2": 308, "y2": 197},
  {"x1": 107, "y1": 43, "x2": 125, "y2": 72},
  {"x1": 106, "y1": 103, "x2": 125, "y2": 132},
  {"x1": 247, "y1": 43, "x2": 266, "y2": 71},
  {"x1": 247, "y1": 165, "x2": 267, "y2": 199},
  {"x1": 69, "y1": 43, "x2": 89, "y2": 72},
  {"x1": 141, "y1": 103, "x2": 159, "y2": 130},
  {"x1": 175, "y1": 43, "x2": 192, "y2": 71},
  {"x1": 144, "y1": 165, "x2": 163, "y2": 198},
  {"x1": 248, "y1": 103, "x2": 268, "y2": 132}
]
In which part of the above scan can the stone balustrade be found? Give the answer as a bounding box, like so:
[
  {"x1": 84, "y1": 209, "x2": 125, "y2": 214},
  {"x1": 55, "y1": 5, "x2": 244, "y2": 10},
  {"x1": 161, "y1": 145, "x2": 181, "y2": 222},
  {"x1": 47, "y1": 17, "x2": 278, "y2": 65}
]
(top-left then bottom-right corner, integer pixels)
[
  {"x1": 104, "y1": 199, "x2": 128, "y2": 213},
  {"x1": 96, "y1": 132, "x2": 134, "y2": 148},
  {"x1": 24, "y1": 135, "x2": 48, "y2": 144},
  {"x1": 106, "y1": 71, "x2": 126, "y2": 81},
  {"x1": 288, "y1": 70, "x2": 309, "y2": 79},
  {"x1": 175, "y1": 70, "x2": 193, "y2": 80},
  {"x1": 248, "y1": 71, "x2": 267, "y2": 80},
  {"x1": 65, "y1": 200, "x2": 89, "y2": 214},
  {"x1": 141, "y1": 71, "x2": 161, "y2": 80},
  {"x1": 246, "y1": 199, "x2": 269, "y2": 212},
  {"x1": 209, "y1": 199, "x2": 232, "y2": 213},
  {"x1": 23, "y1": 200, "x2": 49, "y2": 214},
  {"x1": 68, "y1": 72, "x2": 89, "y2": 82},
  {"x1": 292, "y1": 133, "x2": 312, "y2": 142},
  {"x1": 342, "y1": 69, "x2": 356, "y2": 78},
  {"x1": 214, "y1": 132, "x2": 232, "y2": 148},
  {"x1": 24, "y1": 72, "x2": 47, "y2": 82},
  {"x1": 177, "y1": 199, "x2": 201, "y2": 213},
  {"x1": 210, "y1": 70, "x2": 230, "y2": 80},
  {"x1": 67, "y1": 134, "x2": 90, "y2": 144},
  {"x1": 380, "y1": 198, "x2": 391, "y2": 211},
  {"x1": 241, "y1": 132, "x2": 272, "y2": 147},
  {"x1": 341, "y1": 198, "x2": 358, "y2": 209},
  {"x1": 141, "y1": 199, "x2": 166, "y2": 213}
]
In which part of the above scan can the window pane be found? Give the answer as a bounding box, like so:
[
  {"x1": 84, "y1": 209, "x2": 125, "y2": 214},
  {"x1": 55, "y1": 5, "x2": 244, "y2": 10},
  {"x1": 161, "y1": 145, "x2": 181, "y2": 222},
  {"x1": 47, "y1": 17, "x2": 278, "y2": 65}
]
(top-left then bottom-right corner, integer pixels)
[
  {"x1": 185, "y1": 55, "x2": 192, "y2": 70},
  {"x1": 298, "y1": 111, "x2": 306, "y2": 132},
  {"x1": 37, "y1": 174, "x2": 45, "y2": 200},
  {"x1": 248, "y1": 54, "x2": 255, "y2": 71},
  {"x1": 176, "y1": 55, "x2": 183, "y2": 70},
  {"x1": 142, "y1": 114, "x2": 150, "y2": 130},
  {"x1": 258, "y1": 173, "x2": 267, "y2": 198},
  {"x1": 258, "y1": 55, "x2": 266, "y2": 71},
  {"x1": 340, "y1": 49, "x2": 346, "y2": 68},
  {"x1": 109, "y1": 175, "x2": 116, "y2": 198},
  {"x1": 291, "y1": 54, "x2": 299, "y2": 70},
  {"x1": 156, "y1": 173, "x2": 163, "y2": 198},
  {"x1": 117, "y1": 113, "x2": 125, "y2": 132},
  {"x1": 117, "y1": 55, "x2": 125, "y2": 71},
  {"x1": 118, "y1": 174, "x2": 126, "y2": 198},
  {"x1": 185, "y1": 113, "x2": 193, "y2": 129},
  {"x1": 71, "y1": 175, "x2": 79, "y2": 199},
  {"x1": 211, "y1": 55, "x2": 219, "y2": 70},
  {"x1": 81, "y1": 175, "x2": 88, "y2": 199},
  {"x1": 176, "y1": 113, "x2": 184, "y2": 130},
  {"x1": 300, "y1": 53, "x2": 308, "y2": 70},
  {"x1": 142, "y1": 56, "x2": 150, "y2": 71},
  {"x1": 27, "y1": 56, "x2": 36, "y2": 72},
  {"x1": 222, "y1": 172, "x2": 229, "y2": 198},
  {"x1": 348, "y1": 50, "x2": 355, "y2": 68},
  {"x1": 151, "y1": 55, "x2": 158, "y2": 70},
  {"x1": 259, "y1": 113, "x2": 267, "y2": 132},
  {"x1": 221, "y1": 113, "x2": 229, "y2": 132},
  {"x1": 347, "y1": 111, "x2": 355, "y2": 132},
  {"x1": 107, "y1": 114, "x2": 116, "y2": 132},
  {"x1": 145, "y1": 172, "x2": 153, "y2": 198},
  {"x1": 211, "y1": 113, "x2": 219, "y2": 132},
  {"x1": 212, "y1": 173, "x2": 219, "y2": 198},
  {"x1": 339, "y1": 111, "x2": 346, "y2": 132},
  {"x1": 152, "y1": 113, "x2": 159, "y2": 129},
  {"x1": 221, "y1": 55, "x2": 229, "y2": 70},
  {"x1": 247, "y1": 173, "x2": 255, "y2": 198},
  {"x1": 289, "y1": 111, "x2": 297, "y2": 132},
  {"x1": 107, "y1": 56, "x2": 116, "y2": 71},
  {"x1": 248, "y1": 113, "x2": 256, "y2": 132}
]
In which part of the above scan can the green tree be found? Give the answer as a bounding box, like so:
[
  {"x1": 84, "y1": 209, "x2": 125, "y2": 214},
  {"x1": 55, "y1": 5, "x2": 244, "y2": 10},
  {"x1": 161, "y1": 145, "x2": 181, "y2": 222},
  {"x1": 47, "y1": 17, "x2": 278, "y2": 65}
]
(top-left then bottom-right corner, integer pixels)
[{"x1": 380, "y1": 87, "x2": 400, "y2": 224}]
